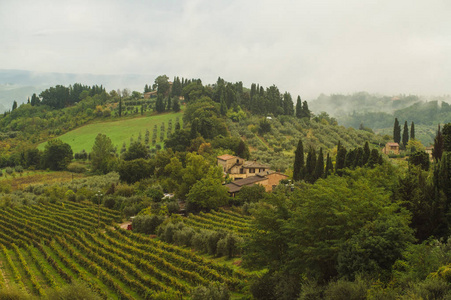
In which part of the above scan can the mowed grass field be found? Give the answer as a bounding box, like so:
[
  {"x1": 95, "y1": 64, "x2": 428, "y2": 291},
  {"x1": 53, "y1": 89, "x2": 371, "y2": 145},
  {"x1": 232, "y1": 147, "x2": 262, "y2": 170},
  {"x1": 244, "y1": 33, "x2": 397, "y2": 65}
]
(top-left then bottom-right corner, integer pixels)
[{"x1": 38, "y1": 111, "x2": 184, "y2": 154}]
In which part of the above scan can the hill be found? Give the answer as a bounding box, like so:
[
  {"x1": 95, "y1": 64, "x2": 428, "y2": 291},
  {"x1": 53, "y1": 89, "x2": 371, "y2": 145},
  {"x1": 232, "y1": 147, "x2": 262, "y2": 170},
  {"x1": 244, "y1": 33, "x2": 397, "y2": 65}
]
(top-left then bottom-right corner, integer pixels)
[{"x1": 37, "y1": 111, "x2": 183, "y2": 154}]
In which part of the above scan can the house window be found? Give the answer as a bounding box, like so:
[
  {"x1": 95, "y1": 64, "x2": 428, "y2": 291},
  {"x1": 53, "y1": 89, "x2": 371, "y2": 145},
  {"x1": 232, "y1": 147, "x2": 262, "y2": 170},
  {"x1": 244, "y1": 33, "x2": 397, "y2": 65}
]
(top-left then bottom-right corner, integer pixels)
[
  {"x1": 236, "y1": 159, "x2": 239, "y2": 164},
  {"x1": 250, "y1": 168, "x2": 255, "y2": 173},
  {"x1": 240, "y1": 168, "x2": 244, "y2": 174}
]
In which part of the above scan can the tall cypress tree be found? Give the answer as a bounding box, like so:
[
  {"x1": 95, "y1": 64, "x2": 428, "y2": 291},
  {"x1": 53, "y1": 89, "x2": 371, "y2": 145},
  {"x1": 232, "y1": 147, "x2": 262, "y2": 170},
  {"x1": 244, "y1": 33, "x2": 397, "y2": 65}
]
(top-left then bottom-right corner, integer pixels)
[
  {"x1": 325, "y1": 153, "x2": 333, "y2": 178},
  {"x1": 335, "y1": 141, "x2": 347, "y2": 174},
  {"x1": 363, "y1": 142, "x2": 370, "y2": 165},
  {"x1": 314, "y1": 147, "x2": 324, "y2": 180},
  {"x1": 433, "y1": 124, "x2": 444, "y2": 162},
  {"x1": 402, "y1": 121, "x2": 409, "y2": 149},
  {"x1": 302, "y1": 101, "x2": 310, "y2": 119},
  {"x1": 410, "y1": 122, "x2": 415, "y2": 140},
  {"x1": 118, "y1": 98, "x2": 122, "y2": 117},
  {"x1": 293, "y1": 139, "x2": 305, "y2": 181},
  {"x1": 295, "y1": 96, "x2": 302, "y2": 119},
  {"x1": 305, "y1": 147, "x2": 317, "y2": 183},
  {"x1": 443, "y1": 123, "x2": 451, "y2": 152},
  {"x1": 393, "y1": 118, "x2": 401, "y2": 144}
]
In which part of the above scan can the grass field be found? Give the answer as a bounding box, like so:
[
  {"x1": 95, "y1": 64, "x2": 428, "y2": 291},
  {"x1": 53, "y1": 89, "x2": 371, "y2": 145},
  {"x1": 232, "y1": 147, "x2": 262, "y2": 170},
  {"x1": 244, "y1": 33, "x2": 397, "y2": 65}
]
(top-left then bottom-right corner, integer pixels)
[{"x1": 38, "y1": 111, "x2": 184, "y2": 154}]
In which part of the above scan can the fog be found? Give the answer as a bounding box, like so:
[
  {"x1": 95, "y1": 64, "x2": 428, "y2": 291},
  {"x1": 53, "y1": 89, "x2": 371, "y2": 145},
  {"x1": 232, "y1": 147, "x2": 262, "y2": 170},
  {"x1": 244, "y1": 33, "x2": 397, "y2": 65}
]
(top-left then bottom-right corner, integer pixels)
[{"x1": 1, "y1": 0, "x2": 451, "y2": 100}]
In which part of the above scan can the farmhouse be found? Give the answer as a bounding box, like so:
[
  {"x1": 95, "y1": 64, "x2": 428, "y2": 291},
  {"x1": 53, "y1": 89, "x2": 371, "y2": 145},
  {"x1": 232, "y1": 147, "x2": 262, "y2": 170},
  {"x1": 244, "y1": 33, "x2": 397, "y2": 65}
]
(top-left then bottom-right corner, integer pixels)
[
  {"x1": 217, "y1": 154, "x2": 269, "y2": 180},
  {"x1": 225, "y1": 170, "x2": 288, "y2": 196},
  {"x1": 382, "y1": 142, "x2": 400, "y2": 155},
  {"x1": 217, "y1": 155, "x2": 288, "y2": 195}
]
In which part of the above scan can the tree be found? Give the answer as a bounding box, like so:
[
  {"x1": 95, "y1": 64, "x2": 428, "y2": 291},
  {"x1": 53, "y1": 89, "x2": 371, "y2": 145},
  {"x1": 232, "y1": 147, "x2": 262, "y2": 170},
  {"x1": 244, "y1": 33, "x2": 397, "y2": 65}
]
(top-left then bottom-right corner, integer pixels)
[
  {"x1": 122, "y1": 142, "x2": 148, "y2": 161},
  {"x1": 293, "y1": 140, "x2": 305, "y2": 181},
  {"x1": 363, "y1": 142, "x2": 370, "y2": 165},
  {"x1": 118, "y1": 98, "x2": 122, "y2": 117},
  {"x1": 118, "y1": 158, "x2": 154, "y2": 184},
  {"x1": 433, "y1": 124, "x2": 444, "y2": 162},
  {"x1": 314, "y1": 147, "x2": 324, "y2": 180},
  {"x1": 173, "y1": 97, "x2": 181, "y2": 112},
  {"x1": 409, "y1": 151, "x2": 430, "y2": 171},
  {"x1": 411, "y1": 121, "x2": 415, "y2": 140},
  {"x1": 325, "y1": 153, "x2": 333, "y2": 178},
  {"x1": 30, "y1": 93, "x2": 40, "y2": 106},
  {"x1": 335, "y1": 141, "x2": 347, "y2": 174},
  {"x1": 402, "y1": 121, "x2": 409, "y2": 149},
  {"x1": 295, "y1": 96, "x2": 302, "y2": 119},
  {"x1": 305, "y1": 147, "x2": 317, "y2": 183},
  {"x1": 154, "y1": 75, "x2": 170, "y2": 96},
  {"x1": 12, "y1": 101, "x2": 17, "y2": 111},
  {"x1": 91, "y1": 134, "x2": 116, "y2": 174},
  {"x1": 337, "y1": 213, "x2": 414, "y2": 280},
  {"x1": 443, "y1": 123, "x2": 451, "y2": 152},
  {"x1": 156, "y1": 94, "x2": 165, "y2": 113},
  {"x1": 42, "y1": 139, "x2": 73, "y2": 171},
  {"x1": 233, "y1": 184, "x2": 266, "y2": 205},
  {"x1": 186, "y1": 166, "x2": 229, "y2": 212},
  {"x1": 302, "y1": 101, "x2": 310, "y2": 119},
  {"x1": 393, "y1": 118, "x2": 401, "y2": 144}
]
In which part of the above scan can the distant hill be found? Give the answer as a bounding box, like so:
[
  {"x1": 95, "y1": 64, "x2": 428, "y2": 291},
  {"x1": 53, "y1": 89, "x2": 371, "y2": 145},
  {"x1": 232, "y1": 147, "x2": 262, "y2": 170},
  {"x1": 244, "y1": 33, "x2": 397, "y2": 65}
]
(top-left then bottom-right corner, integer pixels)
[{"x1": 0, "y1": 69, "x2": 157, "y2": 113}]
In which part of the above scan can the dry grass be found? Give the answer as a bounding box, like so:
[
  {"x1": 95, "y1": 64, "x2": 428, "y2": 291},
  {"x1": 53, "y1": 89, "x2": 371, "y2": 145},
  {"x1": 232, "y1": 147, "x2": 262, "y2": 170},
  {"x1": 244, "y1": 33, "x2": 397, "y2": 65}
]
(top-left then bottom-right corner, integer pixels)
[{"x1": 1, "y1": 171, "x2": 84, "y2": 191}]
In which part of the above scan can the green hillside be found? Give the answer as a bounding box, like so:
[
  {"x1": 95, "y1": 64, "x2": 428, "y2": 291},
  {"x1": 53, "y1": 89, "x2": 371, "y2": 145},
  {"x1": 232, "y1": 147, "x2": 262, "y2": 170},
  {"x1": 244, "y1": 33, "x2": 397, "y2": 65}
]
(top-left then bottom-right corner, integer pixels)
[{"x1": 38, "y1": 111, "x2": 183, "y2": 154}]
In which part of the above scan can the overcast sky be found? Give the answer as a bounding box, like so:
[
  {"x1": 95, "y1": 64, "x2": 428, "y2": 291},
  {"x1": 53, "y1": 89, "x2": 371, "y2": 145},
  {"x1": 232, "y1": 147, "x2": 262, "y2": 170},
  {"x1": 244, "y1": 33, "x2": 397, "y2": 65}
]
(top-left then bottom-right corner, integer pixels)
[{"x1": 1, "y1": 0, "x2": 450, "y2": 99}]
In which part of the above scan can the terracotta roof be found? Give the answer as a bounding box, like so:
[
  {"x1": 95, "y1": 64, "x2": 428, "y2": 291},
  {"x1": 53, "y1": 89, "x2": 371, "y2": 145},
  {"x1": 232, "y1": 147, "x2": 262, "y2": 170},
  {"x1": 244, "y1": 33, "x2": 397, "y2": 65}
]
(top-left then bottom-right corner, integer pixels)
[
  {"x1": 386, "y1": 142, "x2": 399, "y2": 147},
  {"x1": 243, "y1": 161, "x2": 269, "y2": 169},
  {"x1": 225, "y1": 183, "x2": 242, "y2": 193},
  {"x1": 426, "y1": 146, "x2": 434, "y2": 150},
  {"x1": 229, "y1": 175, "x2": 266, "y2": 187},
  {"x1": 217, "y1": 154, "x2": 237, "y2": 161}
]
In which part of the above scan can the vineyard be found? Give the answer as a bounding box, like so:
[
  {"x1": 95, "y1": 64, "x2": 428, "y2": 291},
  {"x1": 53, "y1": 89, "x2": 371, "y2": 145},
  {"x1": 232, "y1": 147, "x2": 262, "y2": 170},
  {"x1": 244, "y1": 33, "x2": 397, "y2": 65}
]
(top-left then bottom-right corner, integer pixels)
[
  {"x1": 0, "y1": 201, "x2": 252, "y2": 299},
  {"x1": 185, "y1": 209, "x2": 252, "y2": 237}
]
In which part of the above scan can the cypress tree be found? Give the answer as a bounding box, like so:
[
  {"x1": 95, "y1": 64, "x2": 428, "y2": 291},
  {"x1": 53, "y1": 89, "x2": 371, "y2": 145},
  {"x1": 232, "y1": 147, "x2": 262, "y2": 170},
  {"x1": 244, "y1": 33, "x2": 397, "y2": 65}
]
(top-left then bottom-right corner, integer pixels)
[
  {"x1": 443, "y1": 123, "x2": 451, "y2": 152},
  {"x1": 295, "y1": 96, "x2": 302, "y2": 119},
  {"x1": 393, "y1": 118, "x2": 401, "y2": 144},
  {"x1": 433, "y1": 124, "x2": 444, "y2": 162},
  {"x1": 354, "y1": 147, "x2": 364, "y2": 168},
  {"x1": 173, "y1": 98, "x2": 181, "y2": 112},
  {"x1": 167, "y1": 97, "x2": 172, "y2": 111},
  {"x1": 220, "y1": 98, "x2": 227, "y2": 116},
  {"x1": 410, "y1": 122, "x2": 415, "y2": 140},
  {"x1": 305, "y1": 147, "x2": 317, "y2": 183},
  {"x1": 335, "y1": 141, "x2": 347, "y2": 174},
  {"x1": 293, "y1": 139, "x2": 305, "y2": 181},
  {"x1": 12, "y1": 101, "x2": 17, "y2": 111},
  {"x1": 344, "y1": 149, "x2": 356, "y2": 169},
  {"x1": 302, "y1": 101, "x2": 310, "y2": 119},
  {"x1": 118, "y1": 98, "x2": 122, "y2": 117},
  {"x1": 325, "y1": 153, "x2": 333, "y2": 178},
  {"x1": 402, "y1": 121, "x2": 409, "y2": 149},
  {"x1": 314, "y1": 147, "x2": 324, "y2": 180},
  {"x1": 156, "y1": 94, "x2": 165, "y2": 113},
  {"x1": 363, "y1": 142, "x2": 370, "y2": 165}
]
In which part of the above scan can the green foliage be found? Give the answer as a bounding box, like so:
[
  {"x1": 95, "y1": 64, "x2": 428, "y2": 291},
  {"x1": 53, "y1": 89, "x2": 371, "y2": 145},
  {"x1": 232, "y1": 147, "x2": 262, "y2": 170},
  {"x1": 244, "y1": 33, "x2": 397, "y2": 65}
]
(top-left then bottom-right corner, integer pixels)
[
  {"x1": 132, "y1": 215, "x2": 165, "y2": 234},
  {"x1": 258, "y1": 119, "x2": 271, "y2": 135},
  {"x1": 46, "y1": 280, "x2": 102, "y2": 300},
  {"x1": 393, "y1": 118, "x2": 401, "y2": 144},
  {"x1": 90, "y1": 133, "x2": 117, "y2": 174},
  {"x1": 408, "y1": 151, "x2": 430, "y2": 171},
  {"x1": 337, "y1": 213, "x2": 415, "y2": 280},
  {"x1": 323, "y1": 276, "x2": 369, "y2": 300},
  {"x1": 122, "y1": 141, "x2": 148, "y2": 161},
  {"x1": 118, "y1": 158, "x2": 154, "y2": 184},
  {"x1": 186, "y1": 167, "x2": 229, "y2": 212},
  {"x1": 293, "y1": 139, "x2": 305, "y2": 181},
  {"x1": 232, "y1": 184, "x2": 266, "y2": 205},
  {"x1": 191, "y1": 284, "x2": 230, "y2": 300},
  {"x1": 42, "y1": 139, "x2": 73, "y2": 171}
]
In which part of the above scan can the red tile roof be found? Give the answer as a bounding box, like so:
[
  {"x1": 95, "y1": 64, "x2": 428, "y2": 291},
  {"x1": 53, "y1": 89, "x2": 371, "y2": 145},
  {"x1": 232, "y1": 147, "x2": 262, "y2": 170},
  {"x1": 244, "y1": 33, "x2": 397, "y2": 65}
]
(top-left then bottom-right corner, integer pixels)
[{"x1": 217, "y1": 154, "x2": 237, "y2": 161}]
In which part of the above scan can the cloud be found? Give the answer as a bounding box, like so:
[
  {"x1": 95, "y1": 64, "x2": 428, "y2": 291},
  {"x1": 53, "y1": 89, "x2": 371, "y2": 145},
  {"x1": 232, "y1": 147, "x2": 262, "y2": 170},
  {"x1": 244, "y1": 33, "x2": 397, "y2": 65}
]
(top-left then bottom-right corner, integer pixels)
[{"x1": 1, "y1": 0, "x2": 450, "y2": 99}]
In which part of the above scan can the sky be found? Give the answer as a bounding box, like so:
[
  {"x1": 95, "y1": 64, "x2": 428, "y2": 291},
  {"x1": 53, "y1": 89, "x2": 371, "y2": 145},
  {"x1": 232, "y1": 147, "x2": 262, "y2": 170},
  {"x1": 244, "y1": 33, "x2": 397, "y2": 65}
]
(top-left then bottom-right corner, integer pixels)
[{"x1": 1, "y1": 0, "x2": 451, "y2": 99}]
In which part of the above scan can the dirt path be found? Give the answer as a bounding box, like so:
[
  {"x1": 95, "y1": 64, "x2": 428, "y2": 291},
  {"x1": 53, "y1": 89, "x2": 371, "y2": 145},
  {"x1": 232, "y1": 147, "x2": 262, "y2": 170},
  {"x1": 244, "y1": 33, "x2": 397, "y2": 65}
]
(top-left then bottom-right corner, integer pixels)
[
  {"x1": 119, "y1": 221, "x2": 132, "y2": 230},
  {"x1": 0, "y1": 261, "x2": 9, "y2": 289}
]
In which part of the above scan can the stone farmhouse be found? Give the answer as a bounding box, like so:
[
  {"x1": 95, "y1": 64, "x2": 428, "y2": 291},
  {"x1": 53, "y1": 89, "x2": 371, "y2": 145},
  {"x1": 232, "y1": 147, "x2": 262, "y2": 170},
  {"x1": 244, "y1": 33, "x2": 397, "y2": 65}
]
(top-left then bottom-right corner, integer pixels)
[
  {"x1": 217, "y1": 154, "x2": 288, "y2": 196},
  {"x1": 382, "y1": 142, "x2": 400, "y2": 155}
]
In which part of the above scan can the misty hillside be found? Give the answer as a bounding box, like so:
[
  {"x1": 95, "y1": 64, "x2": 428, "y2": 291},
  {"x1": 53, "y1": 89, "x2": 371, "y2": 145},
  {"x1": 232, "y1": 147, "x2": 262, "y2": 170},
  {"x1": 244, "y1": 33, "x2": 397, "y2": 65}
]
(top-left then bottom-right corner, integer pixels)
[{"x1": 0, "y1": 69, "x2": 156, "y2": 113}]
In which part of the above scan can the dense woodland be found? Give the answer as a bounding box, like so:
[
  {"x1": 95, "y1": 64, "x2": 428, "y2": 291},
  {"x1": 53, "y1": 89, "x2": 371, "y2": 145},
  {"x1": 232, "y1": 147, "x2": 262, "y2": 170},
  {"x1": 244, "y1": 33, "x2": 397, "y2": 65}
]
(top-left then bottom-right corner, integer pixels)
[{"x1": 1, "y1": 76, "x2": 451, "y2": 299}]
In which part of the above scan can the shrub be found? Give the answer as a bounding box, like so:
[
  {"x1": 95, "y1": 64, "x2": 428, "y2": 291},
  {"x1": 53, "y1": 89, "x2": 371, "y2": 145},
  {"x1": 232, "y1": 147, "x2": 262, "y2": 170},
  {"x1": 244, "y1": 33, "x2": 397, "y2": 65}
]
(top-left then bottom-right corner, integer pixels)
[
  {"x1": 324, "y1": 277, "x2": 369, "y2": 300},
  {"x1": 132, "y1": 215, "x2": 165, "y2": 235},
  {"x1": 191, "y1": 284, "x2": 230, "y2": 300},
  {"x1": 114, "y1": 184, "x2": 135, "y2": 197},
  {"x1": 67, "y1": 162, "x2": 87, "y2": 173},
  {"x1": 14, "y1": 165, "x2": 24, "y2": 173},
  {"x1": 5, "y1": 167, "x2": 13, "y2": 175}
]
